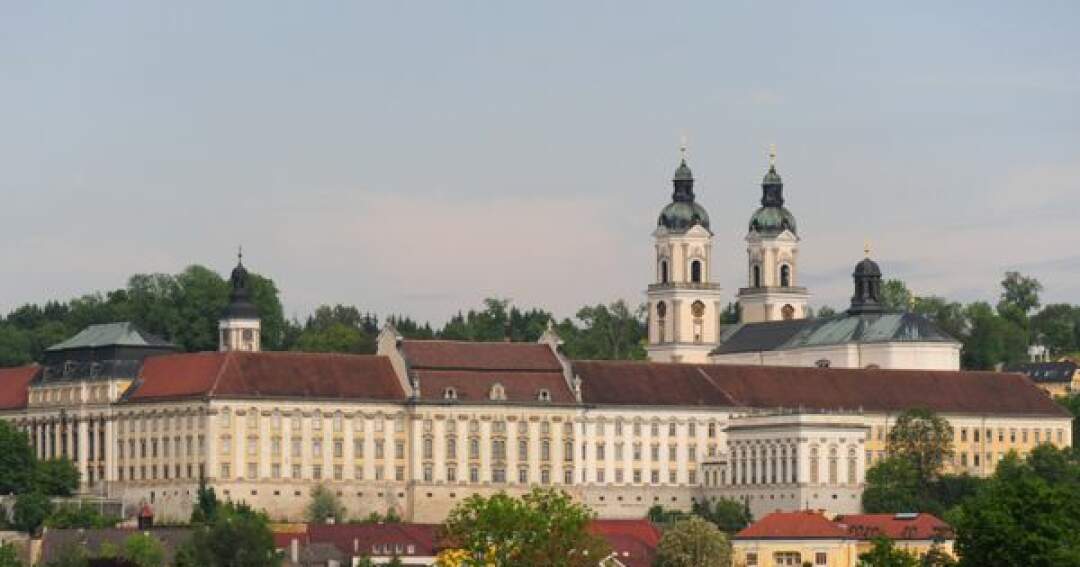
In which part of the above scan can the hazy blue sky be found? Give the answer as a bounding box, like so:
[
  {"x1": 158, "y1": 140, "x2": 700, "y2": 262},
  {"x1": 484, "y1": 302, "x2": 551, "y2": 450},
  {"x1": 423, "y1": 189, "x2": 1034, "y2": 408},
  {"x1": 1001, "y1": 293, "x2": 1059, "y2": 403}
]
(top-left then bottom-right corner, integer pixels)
[{"x1": 2, "y1": 2, "x2": 1078, "y2": 325}]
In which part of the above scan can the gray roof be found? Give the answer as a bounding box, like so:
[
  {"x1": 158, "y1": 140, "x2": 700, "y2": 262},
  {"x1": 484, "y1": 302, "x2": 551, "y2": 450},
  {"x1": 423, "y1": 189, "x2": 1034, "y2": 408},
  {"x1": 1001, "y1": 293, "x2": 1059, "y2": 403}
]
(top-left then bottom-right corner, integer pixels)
[
  {"x1": 46, "y1": 322, "x2": 175, "y2": 352},
  {"x1": 41, "y1": 528, "x2": 192, "y2": 565},
  {"x1": 1006, "y1": 361, "x2": 1078, "y2": 384},
  {"x1": 712, "y1": 312, "x2": 959, "y2": 355}
]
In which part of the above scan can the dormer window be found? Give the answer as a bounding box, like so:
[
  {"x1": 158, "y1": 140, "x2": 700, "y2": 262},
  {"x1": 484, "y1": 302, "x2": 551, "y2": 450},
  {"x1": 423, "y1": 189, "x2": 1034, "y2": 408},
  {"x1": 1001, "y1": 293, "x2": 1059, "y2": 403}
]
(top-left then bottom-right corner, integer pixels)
[
  {"x1": 490, "y1": 383, "x2": 507, "y2": 401},
  {"x1": 537, "y1": 389, "x2": 551, "y2": 402},
  {"x1": 443, "y1": 387, "x2": 458, "y2": 401}
]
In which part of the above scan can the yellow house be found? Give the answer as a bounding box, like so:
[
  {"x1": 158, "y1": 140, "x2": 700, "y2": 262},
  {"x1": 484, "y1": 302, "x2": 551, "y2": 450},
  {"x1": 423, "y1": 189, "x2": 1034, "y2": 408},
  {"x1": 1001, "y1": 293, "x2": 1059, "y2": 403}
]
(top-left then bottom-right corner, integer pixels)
[{"x1": 732, "y1": 511, "x2": 954, "y2": 567}]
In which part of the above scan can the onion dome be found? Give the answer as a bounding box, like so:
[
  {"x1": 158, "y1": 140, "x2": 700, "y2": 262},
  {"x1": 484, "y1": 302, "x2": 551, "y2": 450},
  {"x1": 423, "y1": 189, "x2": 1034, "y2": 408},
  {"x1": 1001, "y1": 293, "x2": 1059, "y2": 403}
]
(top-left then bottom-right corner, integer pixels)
[
  {"x1": 223, "y1": 250, "x2": 260, "y2": 320},
  {"x1": 657, "y1": 155, "x2": 711, "y2": 232},
  {"x1": 849, "y1": 247, "x2": 884, "y2": 315},
  {"x1": 748, "y1": 148, "x2": 797, "y2": 236}
]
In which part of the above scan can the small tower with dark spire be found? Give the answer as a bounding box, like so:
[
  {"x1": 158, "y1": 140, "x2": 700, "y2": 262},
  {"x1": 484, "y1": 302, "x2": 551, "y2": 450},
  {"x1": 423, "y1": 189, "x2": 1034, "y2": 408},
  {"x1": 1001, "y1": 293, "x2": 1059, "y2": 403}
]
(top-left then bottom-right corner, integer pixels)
[
  {"x1": 219, "y1": 248, "x2": 261, "y2": 352},
  {"x1": 737, "y1": 145, "x2": 810, "y2": 323},
  {"x1": 848, "y1": 245, "x2": 885, "y2": 315}
]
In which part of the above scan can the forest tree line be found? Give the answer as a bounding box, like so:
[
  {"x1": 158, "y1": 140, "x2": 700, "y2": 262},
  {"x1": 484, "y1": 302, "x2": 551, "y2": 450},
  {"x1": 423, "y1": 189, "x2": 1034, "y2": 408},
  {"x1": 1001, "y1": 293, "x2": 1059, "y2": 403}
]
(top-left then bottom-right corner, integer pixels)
[{"x1": 1, "y1": 265, "x2": 1077, "y2": 370}]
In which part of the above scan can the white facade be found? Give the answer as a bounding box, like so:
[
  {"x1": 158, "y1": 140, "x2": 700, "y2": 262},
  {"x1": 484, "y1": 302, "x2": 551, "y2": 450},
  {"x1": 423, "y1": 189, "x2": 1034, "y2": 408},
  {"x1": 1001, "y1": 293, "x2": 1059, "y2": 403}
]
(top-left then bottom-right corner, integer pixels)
[
  {"x1": 646, "y1": 223, "x2": 725, "y2": 364},
  {"x1": 737, "y1": 230, "x2": 810, "y2": 323},
  {"x1": 711, "y1": 342, "x2": 962, "y2": 371}
]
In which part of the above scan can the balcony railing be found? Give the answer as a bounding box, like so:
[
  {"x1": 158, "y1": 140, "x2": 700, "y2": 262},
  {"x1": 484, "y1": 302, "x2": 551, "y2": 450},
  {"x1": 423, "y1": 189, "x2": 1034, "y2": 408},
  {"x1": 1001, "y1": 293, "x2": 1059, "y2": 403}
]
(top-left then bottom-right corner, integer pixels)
[
  {"x1": 737, "y1": 286, "x2": 808, "y2": 295},
  {"x1": 648, "y1": 282, "x2": 724, "y2": 292}
]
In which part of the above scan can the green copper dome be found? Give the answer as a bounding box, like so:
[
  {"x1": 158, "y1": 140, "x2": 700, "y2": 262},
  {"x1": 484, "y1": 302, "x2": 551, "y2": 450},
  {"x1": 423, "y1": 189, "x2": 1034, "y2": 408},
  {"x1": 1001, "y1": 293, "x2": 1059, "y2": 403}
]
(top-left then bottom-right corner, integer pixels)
[
  {"x1": 658, "y1": 157, "x2": 711, "y2": 232},
  {"x1": 659, "y1": 200, "x2": 711, "y2": 232},
  {"x1": 749, "y1": 205, "x2": 797, "y2": 236}
]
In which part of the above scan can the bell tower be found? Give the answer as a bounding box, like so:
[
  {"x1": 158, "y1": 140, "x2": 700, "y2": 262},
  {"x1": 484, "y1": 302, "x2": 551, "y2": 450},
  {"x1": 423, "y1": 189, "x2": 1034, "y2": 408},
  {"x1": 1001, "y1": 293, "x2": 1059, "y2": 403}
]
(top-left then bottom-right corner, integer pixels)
[
  {"x1": 219, "y1": 248, "x2": 262, "y2": 352},
  {"x1": 646, "y1": 143, "x2": 724, "y2": 363},
  {"x1": 737, "y1": 146, "x2": 810, "y2": 323}
]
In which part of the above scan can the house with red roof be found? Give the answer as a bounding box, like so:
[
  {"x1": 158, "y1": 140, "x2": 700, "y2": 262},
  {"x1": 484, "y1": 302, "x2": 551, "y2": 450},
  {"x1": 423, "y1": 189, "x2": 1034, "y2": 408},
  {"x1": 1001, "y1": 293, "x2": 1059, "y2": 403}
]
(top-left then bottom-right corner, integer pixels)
[{"x1": 733, "y1": 511, "x2": 955, "y2": 566}]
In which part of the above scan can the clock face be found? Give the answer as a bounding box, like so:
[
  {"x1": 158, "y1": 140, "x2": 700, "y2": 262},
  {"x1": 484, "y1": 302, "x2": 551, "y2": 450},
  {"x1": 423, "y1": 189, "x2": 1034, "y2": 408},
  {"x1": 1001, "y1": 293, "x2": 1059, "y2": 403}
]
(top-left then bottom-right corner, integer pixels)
[{"x1": 692, "y1": 301, "x2": 706, "y2": 318}]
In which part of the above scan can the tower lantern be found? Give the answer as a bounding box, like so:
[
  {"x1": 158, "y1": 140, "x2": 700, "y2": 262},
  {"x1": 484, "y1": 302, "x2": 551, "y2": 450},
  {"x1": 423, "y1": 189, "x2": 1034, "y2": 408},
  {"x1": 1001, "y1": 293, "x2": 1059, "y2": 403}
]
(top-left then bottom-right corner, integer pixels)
[{"x1": 219, "y1": 248, "x2": 261, "y2": 352}]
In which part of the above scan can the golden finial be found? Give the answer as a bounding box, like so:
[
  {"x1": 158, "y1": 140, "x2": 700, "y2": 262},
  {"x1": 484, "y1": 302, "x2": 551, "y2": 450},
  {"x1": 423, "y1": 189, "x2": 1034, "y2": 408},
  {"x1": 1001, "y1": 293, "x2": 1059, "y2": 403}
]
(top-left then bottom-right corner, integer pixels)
[
  {"x1": 237, "y1": 245, "x2": 243, "y2": 264},
  {"x1": 864, "y1": 240, "x2": 871, "y2": 258},
  {"x1": 679, "y1": 134, "x2": 688, "y2": 161},
  {"x1": 768, "y1": 143, "x2": 777, "y2": 167}
]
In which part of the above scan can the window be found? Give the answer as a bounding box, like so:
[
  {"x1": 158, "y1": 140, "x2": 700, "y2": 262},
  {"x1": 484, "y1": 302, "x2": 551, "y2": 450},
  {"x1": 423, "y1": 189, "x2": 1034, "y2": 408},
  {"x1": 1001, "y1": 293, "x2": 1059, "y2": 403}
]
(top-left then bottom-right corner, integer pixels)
[
  {"x1": 333, "y1": 412, "x2": 343, "y2": 433},
  {"x1": 809, "y1": 447, "x2": 819, "y2": 483},
  {"x1": 334, "y1": 440, "x2": 343, "y2": 458},
  {"x1": 537, "y1": 389, "x2": 551, "y2": 402},
  {"x1": 447, "y1": 466, "x2": 457, "y2": 482},
  {"x1": 492, "y1": 468, "x2": 506, "y2": 483},
  {"x1": 447, "y1": 436, "x2": 457, "y2": 460},
  {"x1": 752, "y1": 264, "x2": 761, "y2": 288},
  {"x1": 780, "y1": 264, "x2": 791, "y2": 287},
  {"x1": 848, "y1": 447, "x2": 857, "y2": 484},
  {"x1": 312, "y1": 439, "x2": 322, "y2": 457},
  {"x1": 518, "y1": 439, "x2": 528, "y2": 461},
  {"x1": 394, "y1": 416, "x2": 405, "y2": 433},
  {"x1": 815, "y1": 552, "x2": 828, "y2": 565},
  {"x1": 615, "y1": 443, "x2": 624, "y2": 460},
  {"x1": 541, "y1": 440, "x2": 551, "y2": 461},
  {"x1": 489, "y1": 383, "x2": 507, "y2": 401},
  {"x1": 690, "y1": 260, "x2": 702, "y2": 283},
  {"x1": 395, "y1": 441, "x2": 405, "y2": 459},
  {"x1": 660, "y1": 259, "x2": 669, "y2": 284},
  {"x1": 469, "y1": 467, "x2": 479, "y2": 483},
  {"x1": 443, "y1": 387, "x2": 458, "y2": 400},
  {"x1": 313, "y1": 465, "x2": 322, "y2": 480},
  {"x1": 291, "y1": 437, "x2": 302, "y2": 458},
  {"x1": 828, "y1": 447, "x2": 839, "y2": 484},
  {"x1": 470, "y1": 438, "x2": 480, "y2": 460},
  {"x1": 688, "y1": 422, "x2": 696, "y2": 436},
  {"x1": 423, "y1": 438, "x2": 433, "y2": 460},
  {"x1": 519, "y1": 467, "x2": 529, "y2": 484},
  {"x1": 375, "y1": 440, "x2": 385, "y2": 459}
]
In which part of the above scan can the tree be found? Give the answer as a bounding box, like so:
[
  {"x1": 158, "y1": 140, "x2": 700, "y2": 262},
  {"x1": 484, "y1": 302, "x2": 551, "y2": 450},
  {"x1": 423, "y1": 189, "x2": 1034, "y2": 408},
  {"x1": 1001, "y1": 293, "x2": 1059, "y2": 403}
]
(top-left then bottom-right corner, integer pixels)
[
  {"x1": 0, "y1": 542, "x2": 22, "y2": 567},
  {"x1": 44, "y1": 504, "x2": 119, "y2": 529},
  {"x1": 12, "y1": 491, "x2": 53, "y2": 535},
  {"x1": 654, "y1": 516, "x2": 732, "y2": 567},
  {"x1": 881, "y1": 280, "x2": 914, "y2": 312},
  {"x1": 691, "y1": 497, "x2": 752, "y2": 533},
  {"x1": 0, "y1": 421, "x2": 35, "y2": 495},
  {"x1": 1033, "y1": 304, "x2": 1080, "y2": 356},
  {"x1": 176, "y1": 501, "x2": 280, "y2": 567},
  {"x1": 816, "y1": 305, "x2": 838, "y2": 319},
  {"x1": 887, "y1": 408, "x2": 954, "y2": 483},
  {"x1": 857, "y1": 537, "x2": 920, "y2": 567},
  {"x1": 862, "y1": 457, "x2": 922, "y2": 514},
  {"x1": 33, "y1": 458, "x2": 80, "y2": 496},
  {"x1": 951, "y1": 448, "x2": 1080, "y2": 565},
  {"x1": 962, "y1": 302, "x2": 1027, "y2": 369},
  {"x1": 190, "y1": 477, "x2": 219, "y2": 524},
  {"x1": 1056, "y1": 395, "x2": 1080, "y2": 451},
  {"x1": 440, "y1": 488, "x2": 608, "y2": 567},
  {"x1": 998, "y1": 271, "x2": 1042, "y2": 318},
  {"x1": 557, "y1": 301, "x2": 646, "y2": 360},
  {"x1": 306, "y1": 484, "x2": 346, "y2": 524},
  {"x1": 120, "y1": 533, "x2": 165, "y2": 567}
]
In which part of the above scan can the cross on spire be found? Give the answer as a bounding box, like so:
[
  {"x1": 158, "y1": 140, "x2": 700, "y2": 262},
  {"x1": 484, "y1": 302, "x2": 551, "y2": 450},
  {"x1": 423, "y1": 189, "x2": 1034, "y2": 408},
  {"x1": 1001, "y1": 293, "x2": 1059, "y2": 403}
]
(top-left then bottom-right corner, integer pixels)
[
  {"x1": 864, "y1": 240, "x2": 872, "y2": 258},
  {"x1": 679, "y1": 134, "x2": 688, "y2": 162},
  {"x1": 237, "y1": 245, "x2": 244, "y2": 265},
  {"x1": 769, "y1": 143, "x2": 777, "y2": 166}
]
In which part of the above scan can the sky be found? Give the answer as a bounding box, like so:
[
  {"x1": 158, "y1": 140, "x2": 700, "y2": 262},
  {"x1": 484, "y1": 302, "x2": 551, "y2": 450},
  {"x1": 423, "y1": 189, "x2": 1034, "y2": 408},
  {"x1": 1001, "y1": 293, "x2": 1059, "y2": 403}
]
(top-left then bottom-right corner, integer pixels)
[{"x1": 2, "y1": 2, "x2": 1078, "y2": 325}]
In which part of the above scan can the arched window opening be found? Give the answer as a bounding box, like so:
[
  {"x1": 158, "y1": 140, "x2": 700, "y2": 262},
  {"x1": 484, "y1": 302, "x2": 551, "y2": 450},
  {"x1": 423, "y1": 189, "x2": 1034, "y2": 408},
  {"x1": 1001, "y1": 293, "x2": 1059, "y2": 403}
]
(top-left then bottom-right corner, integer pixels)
[
  {"x1": 690, "y1": 260, "x2": 703, "y2": 283},
  {"x1": 656, "y1": 301, "x2": 667, "y2": 343},
  {"x1": 691, "y1": 300, "x2": 706, "y2": 344},
  {"x1": 780, "y1": 264, "x2": 791, "y2": 287},
  {"x1": 781, "y1": 304, "x2": 795, "y2": 320},
  {"x1": 489, "y1": 383, "x2": 506, "y2": 401},
  {"x1": 537, "y1": 389, "x2": 551, "y2": 402},
  {"x1": 443, "y1": 387, "x2": 458, "y2": 401},
  {"x1": 660, "y1": 260, "x2": 669, "y2": 284},
  {"x1": 752, "y1": 264, "x2": 761, "y2": 288}
]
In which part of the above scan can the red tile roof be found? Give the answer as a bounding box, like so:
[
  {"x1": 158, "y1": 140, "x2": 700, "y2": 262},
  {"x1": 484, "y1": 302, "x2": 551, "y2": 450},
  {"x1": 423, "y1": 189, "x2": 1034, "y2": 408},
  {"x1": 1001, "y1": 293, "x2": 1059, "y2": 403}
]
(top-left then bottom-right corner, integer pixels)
[
  {"x1": 127, "y1": 352, "x2": 404, "y2": 402},
  {"x1": 835, "y1": 513, "x2": 953, "y2": 541},
  {"x1": 402, "y1": 340, "x2": 562, "y2": 371},
  {"x1": 589, "y1": 519, "x2": 662, "y2": 566},
  {"x1": 273, "y1": 524, "x2": 440, "y2": 558},
  {"x1": 736, "y1": 511, "x2": 850, "y2": 540},
  {"x1": 575, "y1": 361, "x2": 1069, "y2": 416},
  {"x1": 416, "y1": 369, "x2": 575, "y2": 404},
  {"x1": 0, "y1": 365, "x2": 39, "y2": 410}
]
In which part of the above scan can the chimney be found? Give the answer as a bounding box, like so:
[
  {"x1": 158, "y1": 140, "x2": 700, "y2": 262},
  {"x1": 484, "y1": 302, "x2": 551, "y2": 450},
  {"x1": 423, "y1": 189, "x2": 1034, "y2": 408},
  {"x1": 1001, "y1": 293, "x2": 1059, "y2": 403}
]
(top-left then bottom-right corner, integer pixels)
[{"x1": 291, "y1": 537, "x2": 300, "y2": 564}]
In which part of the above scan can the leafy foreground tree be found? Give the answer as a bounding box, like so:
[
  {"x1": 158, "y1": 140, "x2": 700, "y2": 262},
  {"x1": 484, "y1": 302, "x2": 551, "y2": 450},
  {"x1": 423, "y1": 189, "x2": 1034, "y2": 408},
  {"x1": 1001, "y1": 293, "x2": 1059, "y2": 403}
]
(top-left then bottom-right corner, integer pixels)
[
  {"x1": 119, "y1": 533, "x2": 166, "y2": 567},
  {"x1": 32, "y1": 458, "x2": 80, "y2": 497},
  {"x1": 12, "y1": 491, "x2": 53, "y2": 535},
  {"x1": 950, "y1": 445, "x2": 1080, "y2": 565},
  {"x1": 190, "y1": 477, "x2": 220, "y2": 524},
  {"x1": 306, "y1": 484, "x2": 346, "y2": 524},
  {"x1": 0, "y1": 421, "x2": 35, "y2": 495},
  {"x1": 691, "y1": 497, "x2": 752, "y2": 534},
  {"x1": 886, "y1": 408, "x2": 954, "y2": 484},
  {"x1": 862, "y1": 456, "x2": 923, "y2": 514},
  {"x1": 44, "y1": 503, "x2": 120, "y2": 529},
  {"x1": 654, "y1": 516, "x2": 731, "y2": 567},
  {"x1": 439, "y1": 488, "x2": 609, "y2": 567},
  {"x1": 857, "y1": 536, "x2": 920, "y2": 567},
  {"x1": 0, "y1": 542, "x2": 22, "y2": 567},
  {"x1": 175, "y1": 501, "x2": 280, "y2": 567}
]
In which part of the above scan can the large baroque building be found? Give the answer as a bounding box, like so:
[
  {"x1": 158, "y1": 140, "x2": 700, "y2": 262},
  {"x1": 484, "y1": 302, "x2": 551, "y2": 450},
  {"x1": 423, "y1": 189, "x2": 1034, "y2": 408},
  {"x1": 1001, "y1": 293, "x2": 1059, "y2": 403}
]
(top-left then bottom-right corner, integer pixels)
[{"x1": 0, "y1": 148, "x2": 1069, "y2": 524}]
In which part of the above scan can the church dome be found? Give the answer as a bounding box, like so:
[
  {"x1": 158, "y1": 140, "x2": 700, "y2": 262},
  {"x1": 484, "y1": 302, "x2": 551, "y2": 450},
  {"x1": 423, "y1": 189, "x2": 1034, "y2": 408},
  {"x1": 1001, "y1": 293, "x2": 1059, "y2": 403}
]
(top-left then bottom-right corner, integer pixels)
[
  {"x1": 853, "y1": 256, "x2": 882, "y2": 277},
  {"x1": 748, "y1": 205, "x2": 797, "y2": 236},
  {"x1": 223, "y1": 254, "x2": 260, "y2": 320},
  {"x1": 657, "y1": 155, "x2": 711, "y2": 233},
  {"x1": 658, "y1": 200, "x2": 711, "y2": 232}
]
